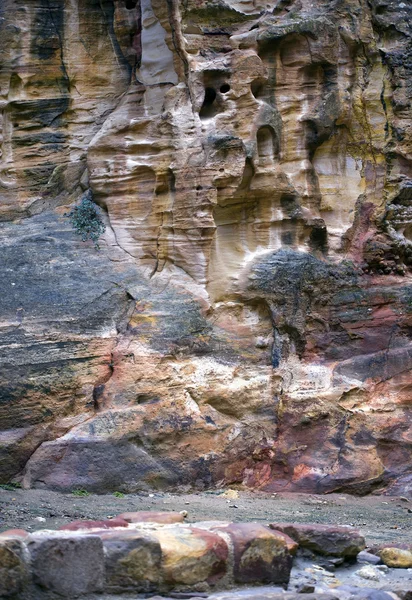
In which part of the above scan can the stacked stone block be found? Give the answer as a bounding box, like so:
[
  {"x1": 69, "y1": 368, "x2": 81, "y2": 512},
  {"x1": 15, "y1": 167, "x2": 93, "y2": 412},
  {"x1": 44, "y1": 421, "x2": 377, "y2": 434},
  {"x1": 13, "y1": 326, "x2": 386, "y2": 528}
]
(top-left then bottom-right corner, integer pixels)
[{"x1": 0, "y1": 512, "x2": 367, "y2": 599}]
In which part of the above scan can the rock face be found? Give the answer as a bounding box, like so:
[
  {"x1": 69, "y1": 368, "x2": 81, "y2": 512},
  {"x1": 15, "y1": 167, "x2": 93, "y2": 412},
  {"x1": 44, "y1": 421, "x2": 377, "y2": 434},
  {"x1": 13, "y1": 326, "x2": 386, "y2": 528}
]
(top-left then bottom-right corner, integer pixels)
[{"x1": 0, "y1": 0, "x2": 411, "y2": 494}]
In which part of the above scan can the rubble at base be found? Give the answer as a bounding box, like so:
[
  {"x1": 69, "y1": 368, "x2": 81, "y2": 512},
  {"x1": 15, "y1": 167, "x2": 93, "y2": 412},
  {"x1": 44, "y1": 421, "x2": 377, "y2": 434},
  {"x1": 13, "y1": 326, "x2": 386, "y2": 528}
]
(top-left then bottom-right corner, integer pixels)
[{"x1": 0, "y1": 512, "x2": 410, "y2": 600}]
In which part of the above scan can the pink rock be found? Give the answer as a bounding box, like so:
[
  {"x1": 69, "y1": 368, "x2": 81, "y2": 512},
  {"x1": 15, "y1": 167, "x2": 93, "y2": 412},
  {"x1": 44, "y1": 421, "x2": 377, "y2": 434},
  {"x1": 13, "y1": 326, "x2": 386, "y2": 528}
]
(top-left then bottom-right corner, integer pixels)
[
  {"x1": 118, "y1": 511, "x2": 185, "y2": 524},
  {"x1": 0, "y1": 529, "x2": 30, "y2": 539},
  {"x1": 59, "y1": 518, "x2": 129, "y2": 531}
]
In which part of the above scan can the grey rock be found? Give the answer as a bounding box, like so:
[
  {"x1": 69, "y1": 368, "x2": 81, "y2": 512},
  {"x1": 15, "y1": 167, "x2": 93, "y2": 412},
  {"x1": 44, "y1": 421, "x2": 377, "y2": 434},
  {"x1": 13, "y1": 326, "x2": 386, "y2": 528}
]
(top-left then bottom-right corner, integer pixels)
[
  {"x1": 269, "y1": 523, "x2": 365, "y2": 558},
  {"x1": 209, "y1": 589, "x2": 339, "y2": 600},
  {"x1": 288, "y1": 566, "x2": 317, "y2": 593},
  {"x1": 169, "y1": 594, "x2": 209, "y2": 599},
  {"x1": 296, "y1": 582, "x2": 316, "y2": 593},
  {"x1": 376, "y1": 565, "x2": 389, "y2": 573},
  {"x1": 28, "y1": 534, "x2": 104, "y2": 597},
  {"x1": 318, "y1": 556, "x2": 345, "y2": 571},
  {"x1": 354, "y1": 565, "x2": 382, "y2": 581},
  {"x1": 385, "y1": 588, "x2": 412, "y2": 600},
  {"x1": 333, "y1": 585, "x2": 399, "y2": 600},
  {"x1": 358, "y1": 552, "x2": 382, "y2": 565}
]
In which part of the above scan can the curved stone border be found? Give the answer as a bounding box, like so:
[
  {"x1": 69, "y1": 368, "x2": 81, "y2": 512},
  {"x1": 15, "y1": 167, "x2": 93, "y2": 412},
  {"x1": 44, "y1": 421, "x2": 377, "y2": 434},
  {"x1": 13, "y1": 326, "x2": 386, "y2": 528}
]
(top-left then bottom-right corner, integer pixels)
[{"x1": 0, "y1": 513, "x2": 366, "y2": 599}]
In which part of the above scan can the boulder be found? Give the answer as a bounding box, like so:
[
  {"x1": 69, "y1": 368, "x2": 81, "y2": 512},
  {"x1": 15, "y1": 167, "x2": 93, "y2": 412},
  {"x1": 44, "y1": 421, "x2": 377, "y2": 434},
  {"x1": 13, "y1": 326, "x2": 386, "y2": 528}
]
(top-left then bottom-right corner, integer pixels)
[
  {"x1": 99, "y1": 529, "x2": 162, "y2": 592},
  {"x1": 269, "y1": 523, "x2": 365, "y2": 558},
  {"x1": 151, "y1": 526, "x2": 228, "y2": 586},
  {"x1": 379, "y1": 547, "x2": 412, "y2": 569},
  {"x1": 355, "y1": 565, "x2": 382, "y2": 581},
  {"x1": 357, "y1": 551, "x2": 382, "y2": 565},
  {"x1": 212, "y1": 523, "x2": 292, "y2": 585}
]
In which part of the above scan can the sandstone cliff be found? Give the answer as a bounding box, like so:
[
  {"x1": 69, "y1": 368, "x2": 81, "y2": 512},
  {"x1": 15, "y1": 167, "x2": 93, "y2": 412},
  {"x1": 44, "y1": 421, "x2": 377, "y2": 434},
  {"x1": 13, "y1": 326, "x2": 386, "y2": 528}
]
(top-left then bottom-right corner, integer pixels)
[{"x1": 0, "y1": 0, "x2": 411, "y2": 495}]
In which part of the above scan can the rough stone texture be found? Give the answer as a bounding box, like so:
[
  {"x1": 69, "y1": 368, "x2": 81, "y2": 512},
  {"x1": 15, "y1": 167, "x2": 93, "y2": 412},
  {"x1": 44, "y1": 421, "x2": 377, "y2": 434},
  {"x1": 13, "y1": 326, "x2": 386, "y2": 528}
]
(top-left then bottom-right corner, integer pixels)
[
  {"x1": 28, "y1": 534, "x2": 105, "y2": 597},
  {"x1": 0, "y1": 539, "x2": 27, "y2": 598},
  {"x1": 269, "y1": 523, "x2": 365, "y2": 558},
  {"x1": 355, "y1": 565, "x2": 382, "y2": 581},
  {"x1": 150, "y1": 526, "x2": 229, "y2": 586},
  {"x1": 212, "y1": 523, "x2": 292, "y2": 585},
  {"x1": 0, "y1": 0, "x2": 411, "y2": 495},
  {"x1": 270, "y1": 530, "x2": 299, "y2": 556},
  {"x1": 99, "y1": 529, "x2": 162, "y2": 593}
]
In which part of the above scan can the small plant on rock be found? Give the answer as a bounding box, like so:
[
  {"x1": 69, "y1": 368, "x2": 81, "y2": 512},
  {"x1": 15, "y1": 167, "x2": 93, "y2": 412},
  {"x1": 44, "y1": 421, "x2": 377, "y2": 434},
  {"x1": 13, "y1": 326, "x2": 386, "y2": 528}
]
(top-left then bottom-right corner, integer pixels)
[
  {"x1": 72, "y1": 489, "x2": 90, "y2": 497},
  {"x1": 113, "y1": 491, "x2": 125, "y2": 498},
  {"x1": 0, "y1": 482, "x2": 21, "y2": 491},
  {"x1": 67, "y1": 191, "x2": 106, "y2": 249}
]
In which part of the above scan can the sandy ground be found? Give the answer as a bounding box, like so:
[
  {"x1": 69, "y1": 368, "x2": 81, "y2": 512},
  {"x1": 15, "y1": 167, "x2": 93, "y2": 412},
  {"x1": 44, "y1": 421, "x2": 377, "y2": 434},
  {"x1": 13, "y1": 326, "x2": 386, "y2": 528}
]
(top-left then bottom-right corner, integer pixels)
[{"x1": 1, "y1": 488, "x2": 411, "y2": 546}]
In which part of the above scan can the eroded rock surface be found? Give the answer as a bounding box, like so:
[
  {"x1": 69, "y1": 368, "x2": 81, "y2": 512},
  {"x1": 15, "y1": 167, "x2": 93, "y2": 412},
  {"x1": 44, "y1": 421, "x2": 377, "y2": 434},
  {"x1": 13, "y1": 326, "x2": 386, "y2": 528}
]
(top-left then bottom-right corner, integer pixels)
[{"x1": 0, "y1": 0, "x2": 411, "y2": 494}]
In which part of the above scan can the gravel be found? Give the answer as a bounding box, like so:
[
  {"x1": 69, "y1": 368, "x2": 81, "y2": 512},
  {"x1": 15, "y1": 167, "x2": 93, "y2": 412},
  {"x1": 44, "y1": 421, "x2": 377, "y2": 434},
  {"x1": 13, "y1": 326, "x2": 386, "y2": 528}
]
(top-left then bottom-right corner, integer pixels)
[{"x1": 0, "y1": 488, "x2": 411, "y2": 547}]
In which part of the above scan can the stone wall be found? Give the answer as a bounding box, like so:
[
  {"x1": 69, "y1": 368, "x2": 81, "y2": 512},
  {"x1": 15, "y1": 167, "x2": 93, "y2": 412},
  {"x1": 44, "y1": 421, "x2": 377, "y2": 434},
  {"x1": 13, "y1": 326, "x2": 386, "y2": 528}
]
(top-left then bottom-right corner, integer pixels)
[
  {"x1": 0, "y1": 0, "x2": 411, "y2": 494},
  {"x1": 3, "y1": 512, "x2": 412, "y2": 599},
  {"x1": 0, "y1": 511, "x2": 368, "y2": 599},
  {"x1": 0, "y1": 514, "x2": 294, "y2": 598}
]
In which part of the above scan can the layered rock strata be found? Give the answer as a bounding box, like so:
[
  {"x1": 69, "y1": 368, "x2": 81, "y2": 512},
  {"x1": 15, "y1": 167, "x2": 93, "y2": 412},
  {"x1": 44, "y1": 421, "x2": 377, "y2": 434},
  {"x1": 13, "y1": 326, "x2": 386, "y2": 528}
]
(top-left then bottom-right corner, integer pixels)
[{"x1": 0, "y1": 0, "x2": 411, "y2": 494}]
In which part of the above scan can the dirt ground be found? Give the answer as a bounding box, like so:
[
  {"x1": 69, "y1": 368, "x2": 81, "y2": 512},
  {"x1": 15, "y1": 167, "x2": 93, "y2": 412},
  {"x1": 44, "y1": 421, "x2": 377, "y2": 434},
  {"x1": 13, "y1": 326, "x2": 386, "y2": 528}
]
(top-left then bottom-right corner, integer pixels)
[{"x1": 1, "y1": 488, "x2": 411, "y2": 546}]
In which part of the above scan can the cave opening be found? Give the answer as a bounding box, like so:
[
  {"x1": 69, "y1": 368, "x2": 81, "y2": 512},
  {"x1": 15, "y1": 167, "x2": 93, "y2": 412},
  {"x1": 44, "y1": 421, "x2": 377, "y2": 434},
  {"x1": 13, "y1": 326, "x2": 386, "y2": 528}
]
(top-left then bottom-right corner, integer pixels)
[
  {"x1": 280, "y1": 194, "x2": 300, "y2": 219},
  {"x1": 309, "y1": 223, "x2": 328, "y2": 253},
  {"x1": 199, "y1": 87, "x2": 217, "y2": 119},
  {"x1": 251, "y1": 78, "x2": 268, "y2": 100},
  {"x1": 125, "y1": 0, "x2": 137, "y2": 9},
  {"x1": 199, "y1": 69, "x2": 231, "y2": 119}
]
